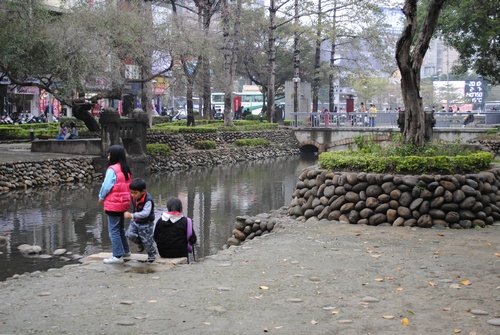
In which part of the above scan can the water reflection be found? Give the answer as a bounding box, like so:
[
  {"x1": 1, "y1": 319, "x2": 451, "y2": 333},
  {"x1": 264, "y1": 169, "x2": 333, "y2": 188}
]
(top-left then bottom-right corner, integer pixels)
[{"x1": 0, "y1": 154, "x2": 317, "y2": 280}]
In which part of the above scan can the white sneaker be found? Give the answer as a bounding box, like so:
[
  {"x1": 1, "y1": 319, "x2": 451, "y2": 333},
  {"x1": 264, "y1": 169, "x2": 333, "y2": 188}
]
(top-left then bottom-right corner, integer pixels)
[{"x1": 103, "y1": 256, "x2": 124, "y2": 264}]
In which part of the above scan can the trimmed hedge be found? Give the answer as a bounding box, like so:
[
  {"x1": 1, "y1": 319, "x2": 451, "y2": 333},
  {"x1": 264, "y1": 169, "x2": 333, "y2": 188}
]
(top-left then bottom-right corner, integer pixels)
[
  {"x1": 0, "y1": 118, "x2": 93, "y2": 140},
  {"x1": 146, "y1": 143, "x2": 170, "y2": 156},
  {"x1": 193, "y1": 140, "x2": 217, "y2": 150},
  {"x1": 319, "y1": 150, "x2": 494, "y2": 174},
  {"x1": 234, "y1": 138, "x2": 270, "y2": 147},
  {"x1": 150, "y1": 119, "x2": 279, "y2": 134}
]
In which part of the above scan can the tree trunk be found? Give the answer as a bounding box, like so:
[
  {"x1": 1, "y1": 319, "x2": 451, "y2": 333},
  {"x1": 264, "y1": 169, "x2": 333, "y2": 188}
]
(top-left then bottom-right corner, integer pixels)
[
  {"x1": 312, "y1": 0, "x2": 322, "y2": 114},
  {"x1": 293, "y1": 0, "x2": 300, "y2": 122},
  {"x1": 196, "y1": 1, "x2": 216, "y2": 120},
  {"x1": 186, "y1": 76, "x2": 196, "y2": 127},
  {"x1": 140, "y1": 2, "x2": 154, "y2": 127},
  {"x1": 328, "y1": 1, "x2": 337, "y2": 114},
  {"x1": 396, "y1": 0, "x2": 447, "y2": 146},
  {"x1": 267, "y1": 0, "x2": 276, "y2": 123},
  {"x1": 221, "y1": 0, "x2": 241, "y2": 127}
]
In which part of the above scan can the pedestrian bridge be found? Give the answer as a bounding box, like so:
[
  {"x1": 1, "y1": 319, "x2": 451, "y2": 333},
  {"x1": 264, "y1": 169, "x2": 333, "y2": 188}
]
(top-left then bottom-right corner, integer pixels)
[
  {"x1": 290, "y1": 111, "x2": 497, "y2": 152},
  {"x1": 293, "y1": 127, "x2": 492, "y2": 153}
]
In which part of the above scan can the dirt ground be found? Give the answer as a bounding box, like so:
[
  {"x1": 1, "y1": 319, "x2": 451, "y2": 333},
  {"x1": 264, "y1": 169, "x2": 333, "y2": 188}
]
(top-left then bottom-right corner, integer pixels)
[{"x1": 0, "y1": 208, "x2": 499, "y2": 335}]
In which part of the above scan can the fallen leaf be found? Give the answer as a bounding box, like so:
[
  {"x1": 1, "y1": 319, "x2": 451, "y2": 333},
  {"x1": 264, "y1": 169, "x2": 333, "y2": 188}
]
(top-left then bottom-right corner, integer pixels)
[
  {"x1": 331, "y1": 311, "x2": 339, "y2": 315},
  {"x1": 428, "y1": 281, "x2": 437, "y2": 287},
  {"x1": 443, "y1": 307, "x2": 451, "y2": 311},
  {"x1": 382, "y1": 315, "x2": 395, "y2": 319},
  {"x1": 460, "y1": 279, "x2": 471, "y2": 286},
  {"x1": 311, "y1": 320, "x2": 318, "y2": 325},
  {"x1": 259, "y1": 286, "x2": 269, "y2": 290},
  {"x1": 407, "y1": 310, "x2": 415, "y2": 315},
  {"x1": 437, "y1": 233, "x2": 445, "y2": 236},
  {"x1": 401, "y1": 317, "x2": 410, "y2": 326},
  {"x1": 148, "y1": 300, "x2": 157, "y2": 303},
  {"x1": 396, "y1": 287, "x2": 404, "y2": 292},
  {"x1": 494, "y1": 253, "x2": 500, "y2": 257},
  {"x1": 454, "y1": 329, "x2": 461, "y2": 333},
  {"x1": 375, "y1": 278, "x2": 384, "y2": 282},
  {"x1": 450, "y1": 283, "x2": 461, "y2": 289},
  {"x1": 203, "y1": 322, "x2": 211, "y2": 325},
  {"x1": 275, "y1": 326, "x2": 283, "y2": 329},
  {"x1": 370, "y1": 254, "x2": 382, "y2": 258}
]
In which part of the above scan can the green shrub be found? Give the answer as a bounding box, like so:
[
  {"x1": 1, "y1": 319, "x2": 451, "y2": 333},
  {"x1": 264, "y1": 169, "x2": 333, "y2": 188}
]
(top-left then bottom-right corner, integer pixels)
[
  {"x1": 146, "y1": 143, "x2": 170, "y2": 156},
  {"x1": 319, "y1": 150, "x2": 493, "y2": 174},
  {"x1": 234, "y1": 138, "x2": 270, "y2": 147},
  {"x1": 193, "y1": 140, "x2": 217, "y2": 150},
  {"x1": 150, "y1": 125, "x2": 217, "y2": 134}
]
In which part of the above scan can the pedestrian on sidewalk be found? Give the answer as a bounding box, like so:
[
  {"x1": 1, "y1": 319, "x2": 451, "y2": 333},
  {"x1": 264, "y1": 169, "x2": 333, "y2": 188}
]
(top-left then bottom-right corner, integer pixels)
[
  {"x1": 98, "y1": 145, "x2": 132, "y2": 264},
  {"x1": 124, "y1": 178, "x2": 156, "y2": 263}
]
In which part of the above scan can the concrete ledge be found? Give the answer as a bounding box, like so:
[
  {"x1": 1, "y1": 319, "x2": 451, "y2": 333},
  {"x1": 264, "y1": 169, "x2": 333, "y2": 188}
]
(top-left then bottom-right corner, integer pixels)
[{"x1": 31, "y1": 139, "x2": 102, "y2": 155}]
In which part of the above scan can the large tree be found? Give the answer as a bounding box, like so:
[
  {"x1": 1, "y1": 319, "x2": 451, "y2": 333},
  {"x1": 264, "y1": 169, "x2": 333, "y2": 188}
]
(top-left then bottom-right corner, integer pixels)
[
  {"x1": 0, "y1": 1, "x2": 174, "y2": 128},
  {"x1": 396, "y1": 0, "x2": 447, "y2": 146}
]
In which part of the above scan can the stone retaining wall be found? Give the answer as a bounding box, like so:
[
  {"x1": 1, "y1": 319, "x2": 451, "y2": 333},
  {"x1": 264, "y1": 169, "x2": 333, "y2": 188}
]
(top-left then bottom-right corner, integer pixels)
[
  {"x1": 150, "y1": 147, "x2": 300, "y2": 172},
  {"x1": 287, "y1": 167, "x2": 500, "y2": 229},
  {"x1": 474, "y1": 139, "x2": 500, "y2": 155},
  {"x1": 147, "y1": 129, "x2": 299, "y2": 152},
  {"x1": 0, "y1": 130, "x2": 301, "y2": 192},
  {"x1": 0, "y1": 158, "x2": 100, "y2": 193}
]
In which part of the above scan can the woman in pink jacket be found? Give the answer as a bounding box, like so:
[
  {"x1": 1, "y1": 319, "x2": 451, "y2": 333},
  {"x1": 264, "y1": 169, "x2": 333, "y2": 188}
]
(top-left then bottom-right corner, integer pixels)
[{"x1": 98, "y1": 145, "x2": 132, "y2": 264}]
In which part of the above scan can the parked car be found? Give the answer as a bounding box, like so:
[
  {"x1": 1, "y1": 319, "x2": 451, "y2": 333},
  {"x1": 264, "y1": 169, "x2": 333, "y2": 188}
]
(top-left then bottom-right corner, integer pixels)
[{"x1": 214, "y1": 110, "x2": 224, "y2": 120}]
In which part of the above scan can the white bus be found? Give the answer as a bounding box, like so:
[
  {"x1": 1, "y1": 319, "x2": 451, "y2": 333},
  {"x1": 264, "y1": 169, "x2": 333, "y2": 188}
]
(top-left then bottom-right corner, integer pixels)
[{"x1": 211, "y1": 92, "x2": 265, "y2": 115}]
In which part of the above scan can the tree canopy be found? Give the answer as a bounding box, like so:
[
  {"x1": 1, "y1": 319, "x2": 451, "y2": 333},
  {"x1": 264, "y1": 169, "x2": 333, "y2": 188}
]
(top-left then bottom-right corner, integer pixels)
[{"x1": 438, "y1": 0, "x2": 500, "y2": 84}]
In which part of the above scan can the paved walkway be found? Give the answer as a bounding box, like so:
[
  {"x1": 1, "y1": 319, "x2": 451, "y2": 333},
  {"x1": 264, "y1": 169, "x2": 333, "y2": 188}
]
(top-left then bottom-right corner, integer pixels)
[
  {"x1": 0, "y1": 142, "x2": 69, "y2": 163},
  {"x1": 1, "y1": 209, "x2": 499, "y2": 334},
  {"x1": 0, "y1": 142, "x2": 95, "y2": 163}
]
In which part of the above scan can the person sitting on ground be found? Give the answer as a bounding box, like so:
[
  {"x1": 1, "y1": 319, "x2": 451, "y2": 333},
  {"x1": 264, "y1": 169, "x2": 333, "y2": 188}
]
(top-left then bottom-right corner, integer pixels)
[
  {"x1": 124, "y1": 178, "x2": 156, "y2": 263},
  {"x1": 56, "y1": 122, "x2": 67, "y2": 140},
  {"x1": 65, "y1": 121, "x2": 78, "y2": 140},
  {"x1": 154, "y1": 197, "x2": 196, "y2": 260}
]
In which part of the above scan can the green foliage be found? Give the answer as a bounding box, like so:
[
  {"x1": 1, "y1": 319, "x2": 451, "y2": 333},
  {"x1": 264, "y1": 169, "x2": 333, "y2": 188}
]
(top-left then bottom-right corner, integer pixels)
[
  {"x1": 353, "y1": 135, "x2": 380, "y2": 154},
  {"x1": 150, "y1": 120, "x2": 278, "y2": 133},
  {"x1": 234, "y1": 138, "x2": 270, "y2": 147},
  {"x1": 319, "y1": 151, "x2": 493, "y2": 174},
  {"x1": 0, "y1": 121, "x2": 95, "y2": 140},
  {"x1": 193, "y1": 140, "x2": 217, "y2": 150},
  {"x1": 438, "y1": 0, "x2": 500, "y2": 84},
  {"x1": 150, "y1": 124, "x2": 217, "y2": 134},
  {"x1": 243, "y1": 114, "x2": 264, "y2": 121},
  {"x1": 146, "y1": 143, "x2": 170, "y2": 156}
]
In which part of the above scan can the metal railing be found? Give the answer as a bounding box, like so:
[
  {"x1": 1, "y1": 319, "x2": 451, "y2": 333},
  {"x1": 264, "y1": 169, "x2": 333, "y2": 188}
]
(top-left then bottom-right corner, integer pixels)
[{"x1": 288, "y1": 112, "x2": 500, "y2": 129}]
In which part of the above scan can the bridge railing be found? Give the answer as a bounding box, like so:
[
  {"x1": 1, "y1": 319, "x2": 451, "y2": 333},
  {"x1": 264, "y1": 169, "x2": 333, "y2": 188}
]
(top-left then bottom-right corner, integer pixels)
[{"x1": 288, "y1": 111, "x2": 500, "y2": 129}]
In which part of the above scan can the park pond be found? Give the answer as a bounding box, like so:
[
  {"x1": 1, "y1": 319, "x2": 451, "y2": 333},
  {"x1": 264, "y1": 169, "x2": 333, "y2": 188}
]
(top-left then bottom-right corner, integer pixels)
[{"x1": 0, "y1": 154, "x2": 317, "y2": 281}]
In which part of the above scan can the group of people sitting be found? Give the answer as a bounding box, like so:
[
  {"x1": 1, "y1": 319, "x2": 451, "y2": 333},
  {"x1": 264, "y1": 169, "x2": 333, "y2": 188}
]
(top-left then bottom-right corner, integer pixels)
[{"x1": 56, "y1": 121, "x2": 78, "y2": 140}]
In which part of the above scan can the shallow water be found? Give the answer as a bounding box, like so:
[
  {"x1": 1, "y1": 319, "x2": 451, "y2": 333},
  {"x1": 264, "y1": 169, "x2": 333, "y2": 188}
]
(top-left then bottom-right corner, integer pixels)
[{"x1": 0, "y1": 154, "x2": 317, "y2": 280}]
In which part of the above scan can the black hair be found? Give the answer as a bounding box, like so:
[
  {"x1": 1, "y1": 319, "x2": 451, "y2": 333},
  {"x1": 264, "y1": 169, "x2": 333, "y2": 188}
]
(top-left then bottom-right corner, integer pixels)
[
  {"x1": 166, "y1": 197, "x2": 183, "y2": 212},
  {"x1": 107, "y1": 145, "x2": 132, "y2": 181},
  {"x1": 129, "y1": 178, "x2": 146, "y2": 191}
]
